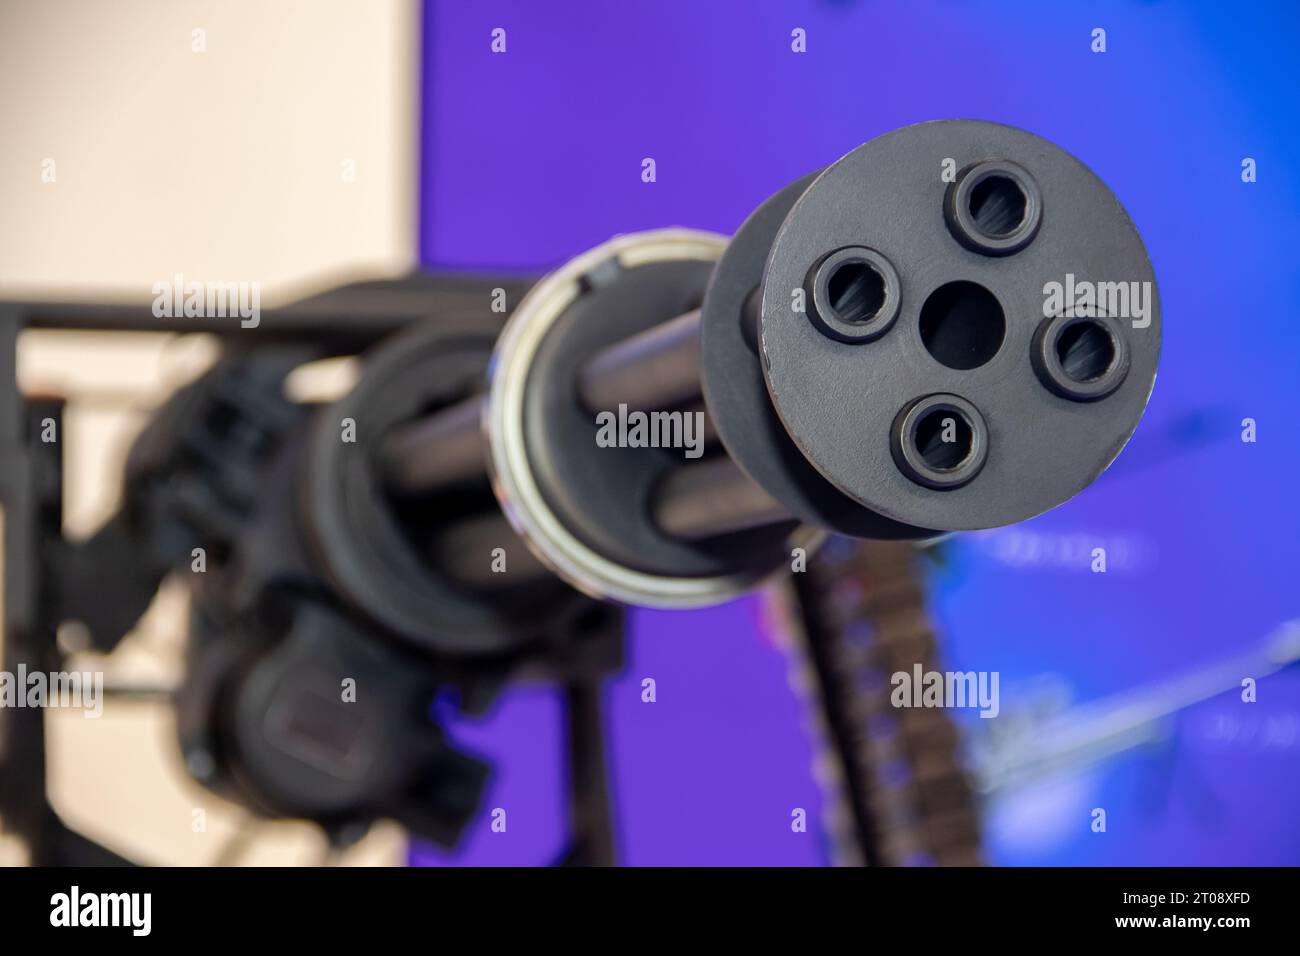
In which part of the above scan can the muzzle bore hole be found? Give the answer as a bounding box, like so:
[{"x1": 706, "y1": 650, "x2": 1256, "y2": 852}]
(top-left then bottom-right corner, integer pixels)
[
  {"x1": 827, "y1": 258, "x2": 886, "y2": 325},
  {"x1": 969, "y1": 174, "x2": 1028, "y2": 238},
  {"x1": 1056, "y1": 319, "x2": 1115, "y2": 382},
  {"x1": 891, "y1": 394, "x2": 988, "y2": 491},
  {"x1": 914, "y1": 407, "x2": 974, "y2": 471},
  {"x1": 919, "y1": 281, "x2": 1005, "y2": 370},
  {"x1": 945, "y1": 160, "x2": 1042, "y2": 256}
]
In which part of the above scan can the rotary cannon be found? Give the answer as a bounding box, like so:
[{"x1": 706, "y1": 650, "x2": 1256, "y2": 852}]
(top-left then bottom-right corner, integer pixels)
[
  {"x1": 26, "y1": 119, "x2": 1159, "y2": 862},
  {"x1": 337, "y1": 119, "x2": 1160, "y2": 633}
]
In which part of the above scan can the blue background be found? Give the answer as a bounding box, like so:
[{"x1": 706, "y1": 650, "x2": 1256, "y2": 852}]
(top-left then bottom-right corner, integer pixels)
[{"x1": 413, "y1": 0, "x2": 1300, "y2": 865}]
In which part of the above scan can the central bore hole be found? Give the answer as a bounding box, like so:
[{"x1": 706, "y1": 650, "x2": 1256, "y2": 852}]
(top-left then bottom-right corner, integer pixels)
[
  {"x1": 968, "y1": 174, "x2": 1027, "y2": 238},
  {"x1": 1056, "y1": 320, "x2": 1115, "y2": 382},
  {"x1": 919, "y1": 281, "x2": 1005, "y2": 370},
  {"x1": 914, "y1": 407, "x2": 973, "y2": 472},
  {"x1": 827, "y1": 259, "x2": 886, "y2": 324}
]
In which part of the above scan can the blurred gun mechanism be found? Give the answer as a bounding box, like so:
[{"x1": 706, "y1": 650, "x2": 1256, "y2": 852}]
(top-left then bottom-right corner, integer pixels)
[{"x1": 0, "y1": 120, "x2": 1160, "y2": 865}]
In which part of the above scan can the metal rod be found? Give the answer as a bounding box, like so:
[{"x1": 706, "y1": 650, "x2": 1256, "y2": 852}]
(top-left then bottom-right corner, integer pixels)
[
  {"x1": 652, "y1": 456, "x2": 792, "y2": 540},
  {"x1": 379, "y1": 395, "x2": 487, "y2": 496},
  {"x1": 559, "y1": 679, "x2": 617, "y2": 866},
  {"x1": 380, "y1": 304, "x2": 795, "y2": 544},
  {"x1": 427, "y1": 454, "x2": 793, "y2": 584},
  {"x1": 378, "y1": 309, "x2": 706, "y2": 497},
  {"x1": 577, "y1": 309, "x2": 703, "y2": 412},
  {"x1": 426, "y1": 510, "x2": 551, "y2": 588}
]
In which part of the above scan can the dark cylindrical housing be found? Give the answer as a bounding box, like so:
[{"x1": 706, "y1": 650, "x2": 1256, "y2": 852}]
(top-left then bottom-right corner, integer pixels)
[{"x1": 376, "y1": 305, "x2": 764, "y2": 542}]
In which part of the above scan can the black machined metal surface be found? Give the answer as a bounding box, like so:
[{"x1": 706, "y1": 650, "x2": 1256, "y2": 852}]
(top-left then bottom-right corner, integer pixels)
[
  {"x1": 578, "y1": 309, "x2": 705, "y2": 413},
  {"x1": 426, "y1": 509, "x2": 551, "y2": 588},
  {"x1": 699, "y1": 173, "x2": 928, "y2": 540},
  {"x1": 377, "y1": 307, "x2": 711, "y2": 501},
  {"x1": 891, "y1": 393, "x2": 990, "y2": 491},
  {"x1": 379, "y1": 394, "x2": 488, "y2": 496},
  {"x1": 302, "y1": 317, "x2": 582, "y2": 656},
  {"x1": 521, "y1": 257, "x2": 792, "y2": 579},
  {"x1": 651, "y1": 456, "x2": 794, "y2": 541},
  {"x1": 761, "y1": 120, "x2": 1161, "y2": 532},
  {"x1": 377, "y1": 311, "x2": 706, "y2": 502}
]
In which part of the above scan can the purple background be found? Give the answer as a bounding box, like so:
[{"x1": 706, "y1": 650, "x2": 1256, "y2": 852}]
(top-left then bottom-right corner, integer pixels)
[{"x1": 414, "y1": 0, "x2": 1300, "y2": 865}]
